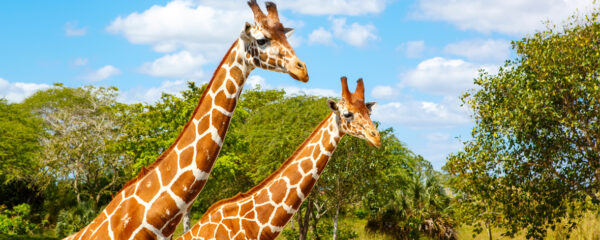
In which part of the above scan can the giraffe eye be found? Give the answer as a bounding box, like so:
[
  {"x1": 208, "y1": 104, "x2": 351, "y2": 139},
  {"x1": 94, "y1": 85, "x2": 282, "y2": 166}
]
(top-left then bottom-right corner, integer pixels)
[
  {"x1": 343, "y1": 112, "x2": 353, "y2": 118},
  {"x1": 256, "y1": 38, "x2": 269, "y2": 45}
]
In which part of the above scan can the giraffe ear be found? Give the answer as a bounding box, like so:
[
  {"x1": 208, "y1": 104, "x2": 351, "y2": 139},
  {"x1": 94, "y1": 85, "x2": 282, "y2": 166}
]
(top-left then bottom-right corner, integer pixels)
[
  {"x1": 366, "y1": 102, "x2": 377, "y2": 112},
  {"x1": 284, "y1": 27, "x2": 294, "y2": 38},
  {"x1": 241, "y1": 22, "x2": 253, "y2": 40},
  {"x1": 327, "y1": 99, "x2": 338, "y2": 112}
]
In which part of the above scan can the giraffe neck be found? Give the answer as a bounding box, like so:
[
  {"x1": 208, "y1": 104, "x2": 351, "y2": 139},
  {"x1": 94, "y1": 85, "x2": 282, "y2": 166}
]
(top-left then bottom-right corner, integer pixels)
[
  {"x1": 179, "y1": 113, "x2": 344, "y2": 240},
  {"x1": 66, "y1": 39, "x2": 256, "y2": 240}
]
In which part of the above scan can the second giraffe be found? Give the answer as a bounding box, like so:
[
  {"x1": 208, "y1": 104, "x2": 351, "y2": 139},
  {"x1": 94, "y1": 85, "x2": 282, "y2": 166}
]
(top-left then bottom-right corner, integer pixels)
[{"x1": 178, "y1": 77, "x2": 380, "y2": 240}]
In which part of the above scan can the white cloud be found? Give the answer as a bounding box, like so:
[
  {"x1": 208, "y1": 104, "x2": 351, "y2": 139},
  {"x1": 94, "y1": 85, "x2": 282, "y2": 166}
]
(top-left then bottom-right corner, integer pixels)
[
  {"x1": 72, "y1": 58, "x2": 88, "y2": 67},
  {"x1": 372, "y1": 96, "x2": 471, "y2": 129},
  {"x1": 81, "y1": 65, "x2": 121, "y2": 82},
  {"x1": 106, "y1": 0, "x2": 252, "y2": 59},
  {"x1": 424, "y1": 132, "x2": 451, "y2": 142},
  {"x1": 277, "y1": 0, "x2": 388, "y2": 15},
  {"x1": 246, "y1": 75, "x2": 270, "y2": 89},
  {"x1": 117, "y1": 80, "x2": 197, "y2": 104},
  {"x1": 331, "y1": 17, "x2": 378, "y2": 47},
  {"x1": 140, "y1": 51, "x2": 206, "y2": 79},
  {"x1": 64, "y1": 21, "x2": 87, "y2": 37},
  {"x1": 401, "y1": 57, "x2": 496, "y2": 96},
  {"x1": 398, "y1": 40, "x2": 426, "y2": 58},
  {"x1": 245, "y1": 75, "x2": 336, "y2": 96},
  {"x1": 282, "y1": 86, "x2": 338, "y2": 97},
  {"x1": 412, "y1": 0, "x2": 597, "y2": 35},
  {"x1": 287, "y1": 34, "x2": 304, "y2": 48},
  {"x1": 371, "y1": 85, "x2": 399, "y2": 100},
  {"x1": 0, "y1": 78, "x2": 51, "y2": 103},
  {"x1": 308, "y1": 27, "x2": 334, "y2": 46},
  {"x1": 444, "y1": 39, "x2": 511, "y2": 62}
]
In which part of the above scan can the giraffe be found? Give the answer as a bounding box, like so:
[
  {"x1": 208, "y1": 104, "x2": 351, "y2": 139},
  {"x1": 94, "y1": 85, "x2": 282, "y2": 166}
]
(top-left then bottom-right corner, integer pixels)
[
  {"x1": 177, "y1": 77, "x2": 380, "y2": 240},
  {"x1": 65, "y1": 1, "x2": 308, "y2": 239}
]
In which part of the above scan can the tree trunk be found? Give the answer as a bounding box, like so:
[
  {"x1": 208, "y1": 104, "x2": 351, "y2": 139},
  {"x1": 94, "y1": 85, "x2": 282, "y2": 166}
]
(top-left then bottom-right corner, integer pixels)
[
  {"x1": 332, "y1": 206, "x2": 340, "y2": 240},
  {"x1": 299, "y1": 198, "x2": 313, "y2": 240},
  {"x1": 74, "y1": 168, "x2": 81, "y2": 204},
  {"x1": 290, "y1": 217, "x2": 295, "y2": 231},
  {"x1": 485, "y1": 220, "x2": 493, "y2": 240},
  {"x1": 310, "y1": 206, "x2": 321, "y2": 240},
  {"x1": 183, "y1": 210, "x2": 191, "y2": 233},
  {"x1": 296, "y1": 210, "x2": 303, "y2": 236}
]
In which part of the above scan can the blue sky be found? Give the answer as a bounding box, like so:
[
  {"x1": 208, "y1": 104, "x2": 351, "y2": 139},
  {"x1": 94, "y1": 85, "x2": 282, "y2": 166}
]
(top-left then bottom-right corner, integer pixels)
[{"x1": 0, "y1": 0, "x2": 596, "y2": 169}]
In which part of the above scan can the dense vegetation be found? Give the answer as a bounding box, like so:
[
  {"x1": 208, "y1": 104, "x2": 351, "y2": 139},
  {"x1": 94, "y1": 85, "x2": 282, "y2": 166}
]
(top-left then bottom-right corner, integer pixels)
[
  {"x1": 0, "y1": 83, "x2": 452, "y2": 240},
  {"x1": 445, "y1": 10, "x2": 600, "y2": 240},
  {"x1": 2, "y1": 9, "x2": 600, "y2": 240}
]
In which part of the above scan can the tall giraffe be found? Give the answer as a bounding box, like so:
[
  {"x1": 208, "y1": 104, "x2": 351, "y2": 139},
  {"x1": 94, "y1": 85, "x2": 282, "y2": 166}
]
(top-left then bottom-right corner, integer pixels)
[
  {"x1": 178, "y1": 77, "x2": 380, "y2": 240},
  {"x1": 65, "y1": 1, "x2": 308, "y2": 239}
]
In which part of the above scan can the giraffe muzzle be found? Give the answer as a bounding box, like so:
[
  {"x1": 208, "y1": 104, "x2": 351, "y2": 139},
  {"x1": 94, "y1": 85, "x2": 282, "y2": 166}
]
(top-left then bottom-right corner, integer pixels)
[
  {"x1": 367, "y1": 132, "x2": 381, "y2": 148},
  {"x1": 287, "y1": 59, "x2": 309, "y2": 82}
]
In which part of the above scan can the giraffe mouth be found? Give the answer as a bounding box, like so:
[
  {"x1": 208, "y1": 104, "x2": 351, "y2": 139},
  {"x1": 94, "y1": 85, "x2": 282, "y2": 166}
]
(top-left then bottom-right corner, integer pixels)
[
  {"x1": 287, "y1": 59, "x2": 309, "y2": 82},
  {"x1": 289, "y1": 71, "x2": 309, "y2": 83},
  {"x1": 366, "y1": 134, "x2": 381, "y2": 148}
]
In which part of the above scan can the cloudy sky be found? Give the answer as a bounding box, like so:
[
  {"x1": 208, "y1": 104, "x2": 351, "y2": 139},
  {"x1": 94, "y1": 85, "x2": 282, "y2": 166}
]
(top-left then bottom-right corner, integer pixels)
[{"x1": 0, "y1": 0, "x2": 596, "y2": 169}]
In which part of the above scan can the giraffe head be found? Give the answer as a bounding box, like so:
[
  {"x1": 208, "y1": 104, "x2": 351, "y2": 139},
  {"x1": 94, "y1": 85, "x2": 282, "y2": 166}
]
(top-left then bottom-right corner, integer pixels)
[
  {"x1": 241, "y1": 0, "x2": 308, "y2": 82},
  {"x1": 328, "y1": 77, "x2": 381, "y2": 147}
]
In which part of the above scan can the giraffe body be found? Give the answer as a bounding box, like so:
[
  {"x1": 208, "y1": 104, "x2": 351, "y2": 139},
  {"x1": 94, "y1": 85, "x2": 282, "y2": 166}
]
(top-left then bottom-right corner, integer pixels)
[
  {"x1": 178, "y1": 77, "x2": 380, "y2": 240},
  {"x1": 65, "y1": 1, "x2": 307, "y2": 239}
]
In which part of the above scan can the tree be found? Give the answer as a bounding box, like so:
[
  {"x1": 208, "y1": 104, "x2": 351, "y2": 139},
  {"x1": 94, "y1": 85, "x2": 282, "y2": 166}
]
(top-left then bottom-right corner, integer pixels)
[
  {"x1": 445, "y1": 10, "x2": 600, "y2": 239},
  {"x1": 25, "y1": 85, "x2": 131, "y2": 210},
  {"x1": 0, "y1": 99, "x2": 44, "y2": 183},
  {"x1": 0, "y1": 99, "x2": 46, "y2": 211},
  {"x1": 365, "y1": 156, "x2": 456, "y2": 240},
  {"x1": 235, "y1": 94, "x2": 331, "y2": 183},
  {"x1": 319, "y1": 127, "x2": 412, "y2": 240}
]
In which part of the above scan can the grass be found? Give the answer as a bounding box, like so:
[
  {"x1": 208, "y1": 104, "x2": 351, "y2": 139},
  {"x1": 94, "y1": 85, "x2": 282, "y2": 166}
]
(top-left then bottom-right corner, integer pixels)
[
  {"x1": 457, "y1": 211, "x2": 600, "y2": 240},
  {"x1": 0, "y1": 234, "x2": 58, "y2": 240},
  {"x1": 341, "y1": 217, "x2": 393, "y2": 240}
]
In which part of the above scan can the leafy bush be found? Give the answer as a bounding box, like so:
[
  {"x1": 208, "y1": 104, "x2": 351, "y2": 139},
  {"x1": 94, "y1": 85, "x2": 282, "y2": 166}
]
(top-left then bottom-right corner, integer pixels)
[
  {"x1": 281, "y1": 228, "x2": 300, "y2": 240},
  {"x1": 0, "y1": 204, "x2": 38, "y2": 235},
  {"x1": 281, "y1": 220, "x2": 358, "y2": 240},
  {"x1": 353, "y1": 209, "x2": 368, "y2": 219},
  {"x1": 55, "y1": 202, "x2": 97, "y2": 238}
]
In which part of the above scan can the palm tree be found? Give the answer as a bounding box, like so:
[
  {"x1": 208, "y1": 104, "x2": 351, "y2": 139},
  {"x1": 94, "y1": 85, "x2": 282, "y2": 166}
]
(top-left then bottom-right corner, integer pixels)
[{"x1": 366, "y1": 159, "x2": 457, "y2": 240}]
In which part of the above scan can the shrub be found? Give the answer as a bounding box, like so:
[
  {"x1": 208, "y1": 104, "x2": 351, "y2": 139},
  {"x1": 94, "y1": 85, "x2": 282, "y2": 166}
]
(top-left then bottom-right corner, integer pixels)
[
  {"x1": 0, "y1": 204, "x2": 38, "y2": 235},
  {"x1": 55, "y1": 202, "x2": 96, "y2": 238}
]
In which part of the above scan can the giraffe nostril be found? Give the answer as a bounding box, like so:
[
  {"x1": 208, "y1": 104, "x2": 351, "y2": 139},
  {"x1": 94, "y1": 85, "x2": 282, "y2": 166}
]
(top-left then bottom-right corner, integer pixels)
[
  {"x1": 297, "y1": 62, "x2": 304, "y2": 69},
  {"x1": 370, "y1": 131, "x2": 376, "y2": 137}
]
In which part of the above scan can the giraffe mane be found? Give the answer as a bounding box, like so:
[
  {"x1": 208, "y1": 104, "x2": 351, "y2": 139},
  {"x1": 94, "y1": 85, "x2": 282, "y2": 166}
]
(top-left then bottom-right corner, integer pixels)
[
  {"x1": 202, "y1": 112, "x2": 335, "y2": 214},
  {"x1": 118, "y1": 40, "x2": 241, "y2": 194}
]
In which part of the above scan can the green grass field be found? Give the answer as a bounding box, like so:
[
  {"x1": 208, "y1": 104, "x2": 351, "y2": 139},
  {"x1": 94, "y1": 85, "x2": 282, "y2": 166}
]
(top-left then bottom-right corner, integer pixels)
[{"x1": 457, "y1": 212, "x2": 600, "y2": 240}]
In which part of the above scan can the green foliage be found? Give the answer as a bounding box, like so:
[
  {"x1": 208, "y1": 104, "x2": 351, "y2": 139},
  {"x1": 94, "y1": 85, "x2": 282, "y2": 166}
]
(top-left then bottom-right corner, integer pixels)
[
  {"x1": 366, "y1": 158, "x2": 456, "y2": 240},
  {"x1": 0, "y1": 204, "x2": 38, "y2": 235},
  {"x1": 55, "y1": 202, "x2": 96, "y2": 238},
  {"x1": 324, "y1": 127, "x2": 413, "y2": 211},
  {"x1": 353, "y1": 209, "x2": 368, "y2": 219},
  {"x1": 24, "y1": 85, "x2": 131, "y2": 208},
  {"x1": 0, "y1": 99, "x2": 44, "y2": 183},
  {"x1": 1, "y1": 82, "x2": 445, "y2": 238},
  {"x1": 117, "y1": 82, "x2": 205, "y2": 175},
  {"x1": 235, "y1": 94, "x2": 331, "y2": 182},
  {"x1": 281, "y1": 220, "x2": 358, "y2": 240},
  {"x1": 445, "y1": 10, "x2": 600, "y2": 239}
]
